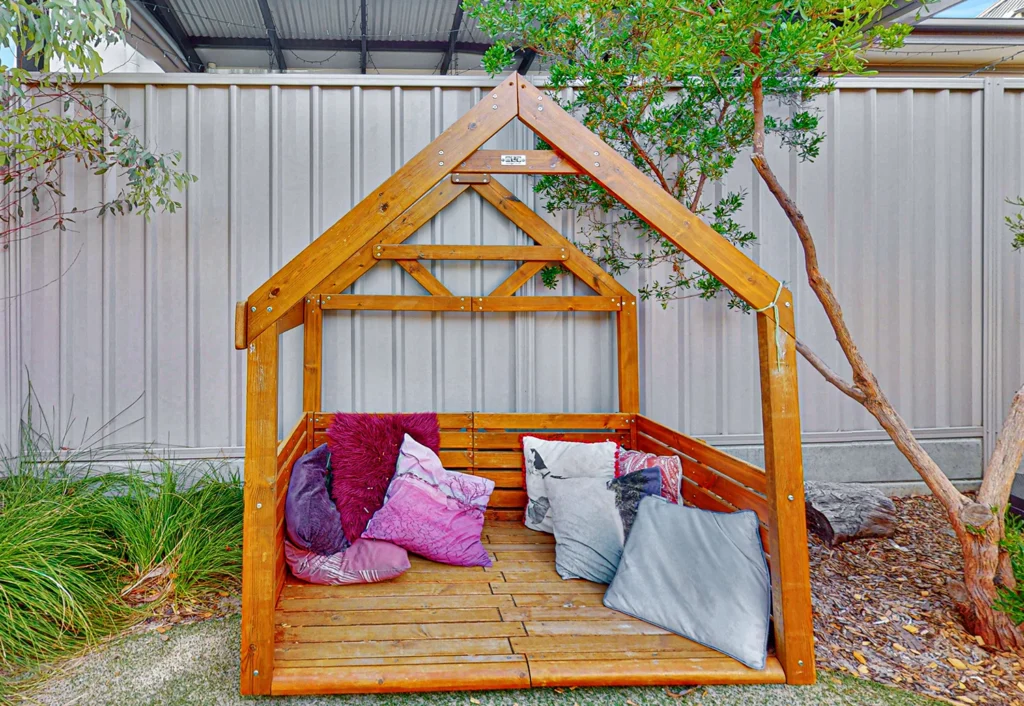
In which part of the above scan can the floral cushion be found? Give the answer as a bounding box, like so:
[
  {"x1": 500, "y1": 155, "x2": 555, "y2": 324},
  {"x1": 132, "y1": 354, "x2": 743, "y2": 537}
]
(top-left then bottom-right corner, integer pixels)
[
  {"x1": 545, "y1": 467, "x2": 662, "y2": 584},
  {"x1": 617, "y1": 449, "x2": 683, "y2": 505},
  {"x1": 522, "y1": 436, "x2": 618, "y2": 533},
  {"x1": 285, "y1": 538, "x2": 410, "y2": 585},
  {"x1": 362, "y1": 434, "x2": 494, "y2": 567}
]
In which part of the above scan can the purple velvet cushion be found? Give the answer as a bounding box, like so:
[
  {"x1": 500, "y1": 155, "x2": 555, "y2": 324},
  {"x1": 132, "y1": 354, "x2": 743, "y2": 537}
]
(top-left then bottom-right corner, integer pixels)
[
  {"x1": 326, "y1": 412, "x2": 441, "y2": 543},
  {"x1": 285, "y1": 538, "x2": 410, "y2": 585},
  {"x1": 284, "y1": 444, "x2": 349, "y2": 556},
  {"x1": 362, "y1": 434, "x2": 494, "y2": 567}
]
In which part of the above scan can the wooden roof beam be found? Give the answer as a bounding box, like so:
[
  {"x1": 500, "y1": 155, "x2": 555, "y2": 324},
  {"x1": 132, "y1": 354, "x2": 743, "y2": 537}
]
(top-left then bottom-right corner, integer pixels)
[{"x1": 514, "y1": 78, "x2": 790, "y2": 333}]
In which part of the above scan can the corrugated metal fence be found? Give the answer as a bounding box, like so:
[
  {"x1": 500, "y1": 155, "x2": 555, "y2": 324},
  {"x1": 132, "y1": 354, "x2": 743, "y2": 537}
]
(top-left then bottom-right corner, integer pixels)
[{"x1": 1, "y1": 75, "x2": 1021, "y2": 487}]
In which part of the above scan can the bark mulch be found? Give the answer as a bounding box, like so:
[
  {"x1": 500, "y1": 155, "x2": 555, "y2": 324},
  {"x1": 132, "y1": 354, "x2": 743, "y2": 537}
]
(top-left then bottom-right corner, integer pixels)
[{"x1": 810, "y1": 494, "x2": 1023, "y2": 705}]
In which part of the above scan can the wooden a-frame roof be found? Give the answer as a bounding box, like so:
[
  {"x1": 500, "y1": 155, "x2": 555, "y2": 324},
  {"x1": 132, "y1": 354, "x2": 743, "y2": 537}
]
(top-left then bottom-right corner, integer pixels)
[{"x1": 240, "y1": 73, "x2": 789, "y2": 346}]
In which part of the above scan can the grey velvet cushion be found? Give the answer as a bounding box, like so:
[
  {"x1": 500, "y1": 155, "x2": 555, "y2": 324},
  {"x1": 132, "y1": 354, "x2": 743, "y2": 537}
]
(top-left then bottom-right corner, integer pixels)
[
  {"x1": 546, "y1": 468, "x2": 662, "y2": 584},
  {"x1": 603, "y1": 496, "x2": 771, "y2": 670}
]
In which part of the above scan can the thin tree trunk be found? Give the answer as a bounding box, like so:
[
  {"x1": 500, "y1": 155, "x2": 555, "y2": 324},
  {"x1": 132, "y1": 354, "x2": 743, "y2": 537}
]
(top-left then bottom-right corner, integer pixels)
[{"x1": 748, "y1": 61, "x2": 1024, "y2": 651}]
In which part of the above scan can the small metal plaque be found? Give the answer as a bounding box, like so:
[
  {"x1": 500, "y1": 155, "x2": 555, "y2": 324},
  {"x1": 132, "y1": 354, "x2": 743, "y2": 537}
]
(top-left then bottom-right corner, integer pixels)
[{"x1": 500, "y1": 154, "x2": 527, "y2": 166}]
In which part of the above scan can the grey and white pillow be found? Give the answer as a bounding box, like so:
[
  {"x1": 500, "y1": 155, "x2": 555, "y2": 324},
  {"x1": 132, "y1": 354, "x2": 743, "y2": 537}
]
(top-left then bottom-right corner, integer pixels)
[
  {"x1": 604, "y1": 496, "x2": 771, "y2": 670},
  {"x1": 521, "y1": 436, "x2": 617, "y2": 533},
  {"x1": 545, "y1": 467, "x2": 662, "y2": 584}
]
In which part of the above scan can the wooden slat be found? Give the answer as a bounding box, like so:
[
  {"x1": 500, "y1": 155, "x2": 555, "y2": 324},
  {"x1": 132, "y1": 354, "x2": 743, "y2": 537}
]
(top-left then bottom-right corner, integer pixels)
[
  {"x1": 395, "y1": 260, "x2": 453, "y2": 296},
  {"x1": 500, "y1": 569, "x2": 564, "y2": 582},
  {"x1": 276, "y1": 621, "x2": 526, "y2": 644},
  {"x1": 276, "y1": 415, "x2": 307, "y2": 467},
  {"x1": 473, "y1": 470, "x2": 523, "y2": 489},
  {"x1": 472, "y1": 180, "x2": 629, "y2": 297},
  {"x1": 487, "y1": 490, "x2": 527, "y2": 508},
  {"x1": 241, "y1": 327, "x2": 278, "y2": 695},
  {"x1": 234, "y1": 301, "x2": 247, "y2": 349},
  {"x1": 682, "y1": 477, "x2": 771, "y2": 551},
  {"x1": 511, "y1": 634, "x2": 702, "y2": 655},
  {"x1": 280, "y1": 582, "x2": 494, "y2": 600},
  {"x1": 273, "y1": 654, "x2": 525, "y2": 669},
  {"x1": 489, "y1": 261, "x2": 547, "y2": 296},
  {"x1": 275, "y1": 608, "x2": 502, "y2": 627},
  {"x1": 456, "y1": 149, "x2": 581, "y2": 174},
  {"x1": 245, "y1": 77, "x2": 518, "y2": 342},
  {"x1": 439, "y1": 430, "x2": 472, "y2": 447},
  {"x1": 474, "y1": 413, "x2": 633, "y2": 430},
  {"x1": 636, "y1": 417, "x2": 768, "y2": 494},
  {"x1": 474, "y1": 430, "x2": 627, "y2": 448},
  {"x1": 275, "y1": 637, "x2": 515, "y2": 662},
  {"x1": 316, "y1": 180, "x2": 470, "y2": 294},
  {"x1": 516, "y1": 77, "x2": 787, "y2": 326},
  {"x1": 682, "y1": 458, "x2": 770, "y2": 524},
  {"x1": 376, "y1": 245, "x2": 567, "y2": 261},
  {"x1": 527, "y1": 656, "x2": 787, "y2": 688},
  {"x1": 310, "y1": 412, "x2": 472, "y2": 430},
  {"x1": 617, "y1": 296, "x2": 640, "y2": 413},
  {"x1": 272, "y1": 661, "x2": 530, "y2": 695},
  {"x1": 524, "y1": 649, "x2": 728, "y2": 661},
  {"x1": 512, "y1": 593, "x2": 608, "y2": 607},
  {"x1": 473, "y1": 295, "x2": 620, "y2": 312},
  {"x1": 524, "y1": 621, "x2": 670, "y2": 637},
  {"x1": 486, "y1": 533, "x2": 553, "y2": 545},
  {"x1": 474, "y1": 450, "x2": 522, "y2": 468},
  {"x1": 277, "y1": 594, "x2": 514, "y2": 612},
  {"x1": 319, "y1": 295, "x2": 468, "y2": 312},
  {"x1": 757, "y1": 299, "x2": 815, "y2": 685},
  {"x1": 490, "y1": 581, "x2": 600, "y2": 595},
  {"x1": 499, "y1": 606, "x2": 620, "y2": 622}
]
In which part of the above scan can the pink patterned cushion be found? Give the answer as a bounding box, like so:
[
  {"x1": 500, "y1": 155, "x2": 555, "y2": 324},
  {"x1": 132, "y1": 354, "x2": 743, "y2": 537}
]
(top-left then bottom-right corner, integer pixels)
[
  {"x1": 617, "y1": 449, "x2": 683, "y2": 504},
  {"x1": 362, "y1": 434, "x2": 494, "y2": 567},
  {"x1": 285, "y1": 538, "x2": 410, "y2": 585}
]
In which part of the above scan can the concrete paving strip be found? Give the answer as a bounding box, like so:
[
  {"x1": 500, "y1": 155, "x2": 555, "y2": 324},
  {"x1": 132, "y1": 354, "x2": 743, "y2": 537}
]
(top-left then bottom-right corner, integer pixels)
[{"x1": 22, "y1": 616, "x2": 939, "y2": 706}]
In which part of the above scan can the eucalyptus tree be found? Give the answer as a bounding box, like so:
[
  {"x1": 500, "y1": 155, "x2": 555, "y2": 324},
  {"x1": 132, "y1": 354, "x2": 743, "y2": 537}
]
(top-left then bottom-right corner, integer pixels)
[{"x1": 466, "y1": 0, "x2": 1024, "y2": 651}]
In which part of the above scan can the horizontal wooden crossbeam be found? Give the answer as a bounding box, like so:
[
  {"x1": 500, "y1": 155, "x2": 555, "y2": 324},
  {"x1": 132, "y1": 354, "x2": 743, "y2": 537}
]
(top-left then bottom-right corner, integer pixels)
[
  {"x1": 316, "y1": 294, "x2": 620, "y2": 312},
  {"x1": 374, "y1": 245, "x2": 568, "y2": 261},
  {"x1": 455, "y1": 150, "x2": 581, "y2": 174}
]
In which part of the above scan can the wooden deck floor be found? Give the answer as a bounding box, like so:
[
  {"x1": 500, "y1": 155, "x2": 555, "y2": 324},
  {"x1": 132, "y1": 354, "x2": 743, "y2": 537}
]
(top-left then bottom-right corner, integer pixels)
[{"x1": 272, "y1": 521, "x2": 784, "y2": 695}]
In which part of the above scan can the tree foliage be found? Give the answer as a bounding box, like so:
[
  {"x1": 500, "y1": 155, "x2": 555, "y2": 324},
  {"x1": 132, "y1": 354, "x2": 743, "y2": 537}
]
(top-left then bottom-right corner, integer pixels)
[
  {"x1": 1, "y1": 0, "x2": 196, "y2": 248},
  {"x1": 464, "y1": 0, "x2": 909, "y2": 305}
]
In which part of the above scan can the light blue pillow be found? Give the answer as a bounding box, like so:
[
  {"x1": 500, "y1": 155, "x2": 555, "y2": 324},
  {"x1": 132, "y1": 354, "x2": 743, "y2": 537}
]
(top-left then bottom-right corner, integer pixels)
[{"x1": 603, "y1": 496, "x2": 771, "y2": 670}]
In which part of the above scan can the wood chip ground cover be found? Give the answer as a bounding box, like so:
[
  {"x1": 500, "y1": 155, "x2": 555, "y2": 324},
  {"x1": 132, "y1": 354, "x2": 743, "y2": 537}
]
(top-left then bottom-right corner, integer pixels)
[{"x1": 811, "y1": 495, "x2": 1023, "y2": 705}]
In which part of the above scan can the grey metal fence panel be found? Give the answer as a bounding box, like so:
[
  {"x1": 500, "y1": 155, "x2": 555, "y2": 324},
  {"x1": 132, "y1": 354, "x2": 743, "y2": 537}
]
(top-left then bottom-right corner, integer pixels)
[{"x1": 0, "y1": 76, "x2": 1015, "y2": 486}]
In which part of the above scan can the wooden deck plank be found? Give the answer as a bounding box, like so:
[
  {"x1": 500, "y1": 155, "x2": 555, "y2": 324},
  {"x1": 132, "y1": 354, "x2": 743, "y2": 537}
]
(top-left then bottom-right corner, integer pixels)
[
  {"x1": 527, "y1": 656, "x2": 787, "y2": 688},
  {"x1": 272, "y1": 661, "x2": 531, "y2": 695},
  {"x1": 275, "y1": 637, "x2": 514, "y2": 662},
  {"x1": 277, "y1": 621, "x2": 526, "y2": 644},
  {"x1": 499, "y1": 606, "x2": 621, "y2": 622},
  {"x1": 491, "y1": 581, "x2": 604, "y2": 595},
  {"x1": 279, "y1": 582, "x2": 495, "y2": 599},
  {"x1": 276, "y1": 608, "x2": 502, "y2": 627},
  {"x1": 277, "y1": 595, "x2": 514, "y2": 612},
  {"x1": 493, "y1": 550, "x2": 556, "y2": 561},
  {"x1": 272, "y1": 654, "x2": 525, "y2": 669},
  {"x1": 511, "y1": 634, "x2": 706, "y2": 654},
  {"x1": 512, "y1": 593, "x2": 609, "y2": 607},
  {"x1": 485, "y1": 533, "x2": 554, "y2": 544},
  {"x1": 524, "y1": 620, "x2": 670, "y2": 636}
]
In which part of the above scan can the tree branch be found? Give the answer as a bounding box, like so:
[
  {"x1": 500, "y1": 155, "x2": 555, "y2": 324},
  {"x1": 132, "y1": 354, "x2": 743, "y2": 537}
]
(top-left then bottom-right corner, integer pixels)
[
  {"x1": 978, "y1": 382, "x2": 1024, "y2": 509},
  {"x1": 795, "y1": 339, "x2": 866, "y2": 403}
]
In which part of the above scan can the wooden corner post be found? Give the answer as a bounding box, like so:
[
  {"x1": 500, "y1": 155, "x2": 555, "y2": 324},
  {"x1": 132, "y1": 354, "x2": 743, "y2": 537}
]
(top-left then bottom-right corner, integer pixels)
[
  {"x1": 241, "y1": 326, "x2": 279, "y2": 695},
  {"x1": 617, "y1": 295, "x2": 639, "y2": 414},
  {"x1": 756, "y1": 289, "x2": 815, "y2": 685}
]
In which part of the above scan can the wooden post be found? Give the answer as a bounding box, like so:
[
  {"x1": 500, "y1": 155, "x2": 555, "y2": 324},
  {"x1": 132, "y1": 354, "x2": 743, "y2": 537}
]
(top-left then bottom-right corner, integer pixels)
[
  {"x1": 756, "y1": 289, "x2": 815, "y2": 685},
  {"x1": 302, "y1": 296, "x2": 322, "y2": 412},
  {"x1": 616, "y1": 296, "x2": 640, "y2": 414},
  {"x1": 241, "y1": 327, "x2": 279, "y2": 695}
]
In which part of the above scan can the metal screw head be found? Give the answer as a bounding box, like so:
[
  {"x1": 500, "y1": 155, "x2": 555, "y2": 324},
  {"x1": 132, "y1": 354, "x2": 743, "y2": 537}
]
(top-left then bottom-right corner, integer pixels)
[
  {"x1": 438, "y1": 150, "x2": 444, "y2": 155},
  {"x1": 250, "y1": 306, "x2": 256, "y2": 312},
  {"x1": 798, "y1": 660, "x2": 804, "y2": 666},
  {"x1": 537, "y1": 95, "x2": 542, "y2": 100},
  {"x1": 454, "y1": 177, "x2": 460, "y2": 182},
  {"x1": 594, "y1": 162, "x2": 600, "y2": 167},
  {"x1": 537, "y1": 106, "x2": 543, "y2": 111},
  {"x1": 492, "y1": 104, "x2": 498, "y2": 110},
  {"x1": 593, "y1": 151, "x2": 599, "y2": 156},
  {"x1": 492, "y1": 93, "x2": 498, "y2": 98},
  {"x1": 253, "y1": 670, "x2": 260, "y2": 676},
  {"x1": 256, "y1": 502, "x2": 262, "y2": 509},
  {"x1": 785, "y1": 301, "x2": 791, "y2": 308},
  {"x1": 788, "y1": 494, "x2": 795, "y2": 501},
  {"x1": 266, "y1": 306, "x2": 273, "y2": 313},
  {"x1": 438, "y1": 161, "x2": 444, "y2": 166}
]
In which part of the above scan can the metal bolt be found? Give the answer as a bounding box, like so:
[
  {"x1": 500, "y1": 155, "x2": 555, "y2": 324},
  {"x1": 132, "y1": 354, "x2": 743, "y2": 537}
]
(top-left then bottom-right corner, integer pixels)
[
  {"x1": 256, "y1": 502, "x2": 262, "y2": 509},
  {"x1": 537, "y1": 106, "x2": 543, "y2": 111},
  {"x1": 250, "y1": 306, "x2": 256, "y2": 312},
  {"x1": 454, "y1": 177, "x2": 460, "y2": 182},
  {"x1": 537, "y1": 95, "x2": 542, "y2": 100},
  {"x1": 492, "y1": 93, "x2": 498, "y2": 98},
  {"x1": 785, "y1": 301, "x2": 791, "y2": 308},
  {"x1": 593, "y1": 151, "x2": 599, "y2": 156},
  {"x1": 266, "y1": 306, "x2": 272, "y2": 313},
  {"x1": 492, "y1": 104, "x2": 498, "y2": 110},
  {"x1": 798, "y1": 660, "x2": 804, "y2": 666},
  {"x1": 788, "y1": 494, "x2": 795, "y2": 501},
  {"x1": 438, "y1": 150, "x2": 444, "y2": 155},
  {"x1": 594, "y1": 162, "x2": 600, "y2": 167},
  {"x1": 439, "y1": 161, "x2": 444, "y2": 166},
  {"x1": 253, "y1": 670, "x2": 260, "y2": 676}
]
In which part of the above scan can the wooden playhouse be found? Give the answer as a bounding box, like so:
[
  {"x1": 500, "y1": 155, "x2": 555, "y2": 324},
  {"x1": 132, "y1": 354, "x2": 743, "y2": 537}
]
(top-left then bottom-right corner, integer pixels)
[{"x1": 234, "y1": 74, "x2": 815, "y2": 696}]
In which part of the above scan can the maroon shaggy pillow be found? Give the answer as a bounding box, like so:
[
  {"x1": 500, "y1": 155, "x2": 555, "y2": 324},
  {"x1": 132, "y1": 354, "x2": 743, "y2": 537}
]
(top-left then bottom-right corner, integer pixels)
[{"x1": 326, "y1": 412, "x2": 441, "y2": 543}]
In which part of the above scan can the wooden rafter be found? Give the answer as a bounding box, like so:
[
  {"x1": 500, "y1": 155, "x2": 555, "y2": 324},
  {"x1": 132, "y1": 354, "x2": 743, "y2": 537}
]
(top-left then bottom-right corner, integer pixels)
[
  {"x1": 489, "y1": 262, "x2": 548, "y2": 296},
  {"x1": 396, "y1": 261, "x2": 452, "y2": 296},
  {"x1": 513, "y1": 78, "x2": 789, "y2": 331},
  {"x1": 244, "y1": 77, "x2": 518, "y2": 342}
]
